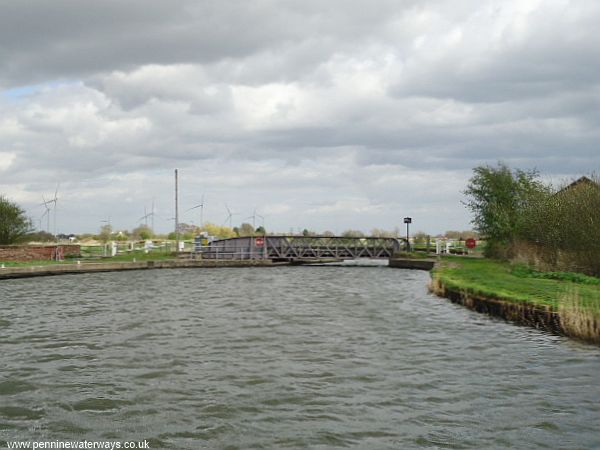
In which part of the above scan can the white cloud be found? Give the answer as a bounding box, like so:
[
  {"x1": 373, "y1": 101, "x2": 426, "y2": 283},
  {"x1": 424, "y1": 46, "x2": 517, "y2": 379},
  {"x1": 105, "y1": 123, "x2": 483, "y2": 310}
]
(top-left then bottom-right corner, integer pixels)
[
  {"x1": 0, "y1": 0, "x2": 598, "y2": 234},
  {"x1": 0, "y1": 152, "x2": 16, "y2": 171}
]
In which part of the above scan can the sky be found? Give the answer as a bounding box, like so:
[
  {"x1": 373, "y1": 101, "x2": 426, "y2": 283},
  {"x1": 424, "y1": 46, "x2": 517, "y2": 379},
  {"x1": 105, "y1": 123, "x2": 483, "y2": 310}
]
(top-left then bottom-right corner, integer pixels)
[{"x1": 0, "y1": 0, "x2": 599, "y2": 235}]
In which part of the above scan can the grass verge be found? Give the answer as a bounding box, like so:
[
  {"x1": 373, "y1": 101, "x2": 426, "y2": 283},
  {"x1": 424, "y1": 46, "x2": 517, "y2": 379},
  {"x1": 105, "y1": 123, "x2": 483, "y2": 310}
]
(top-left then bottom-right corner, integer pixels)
[
  {"x1": 0, "y1": 251, "x2": 176, "y2": 267},
  {"x1": 431, "y1": 256, "x2": 600, "y2": 343}
]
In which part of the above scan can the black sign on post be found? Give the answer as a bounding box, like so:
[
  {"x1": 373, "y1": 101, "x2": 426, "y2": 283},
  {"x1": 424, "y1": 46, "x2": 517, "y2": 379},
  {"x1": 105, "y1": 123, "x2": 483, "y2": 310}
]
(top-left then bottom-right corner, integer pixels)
[{"x1": 403, "y1": 217, "x2": 412, "y2": 251}]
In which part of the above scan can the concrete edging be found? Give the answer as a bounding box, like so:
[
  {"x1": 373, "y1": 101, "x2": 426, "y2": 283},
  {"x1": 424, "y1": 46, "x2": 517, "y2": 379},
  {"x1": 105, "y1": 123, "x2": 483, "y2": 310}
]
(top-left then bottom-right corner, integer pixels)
[{"x1": 0, "y1": 259, "x2": 276, "y2": 280}]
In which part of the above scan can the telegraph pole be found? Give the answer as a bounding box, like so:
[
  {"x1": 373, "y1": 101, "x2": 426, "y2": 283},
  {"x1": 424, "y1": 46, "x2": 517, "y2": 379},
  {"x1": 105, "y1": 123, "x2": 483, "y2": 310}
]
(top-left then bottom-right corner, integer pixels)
[{"x1": 175, "y1": 169, "x2": 180, "y2": 254}]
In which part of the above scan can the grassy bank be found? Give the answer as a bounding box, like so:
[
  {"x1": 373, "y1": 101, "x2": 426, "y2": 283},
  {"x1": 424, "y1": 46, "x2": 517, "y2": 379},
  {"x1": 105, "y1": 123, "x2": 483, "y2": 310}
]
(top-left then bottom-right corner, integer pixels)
[
  {"x1": 431, "y1": 257, "x2": 600, "y2": 343},
  {"x1": 0, "y1": 251, "x2": 176, "y2": 267}
]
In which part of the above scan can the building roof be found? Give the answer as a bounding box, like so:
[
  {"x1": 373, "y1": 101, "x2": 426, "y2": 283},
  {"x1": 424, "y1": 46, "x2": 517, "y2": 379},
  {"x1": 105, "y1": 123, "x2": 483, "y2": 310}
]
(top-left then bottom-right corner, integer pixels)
[{"x1": 557, "y1": 176, "x2": 598, "y2": 194}]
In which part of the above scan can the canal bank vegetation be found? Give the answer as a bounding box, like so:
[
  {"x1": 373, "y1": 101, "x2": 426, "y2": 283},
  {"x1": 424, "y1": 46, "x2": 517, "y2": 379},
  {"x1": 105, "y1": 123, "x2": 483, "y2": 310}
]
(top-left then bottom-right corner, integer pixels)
[
  {"x1": 464, "y1": 164, "x2": 599, "y2": 276},
  {"x1": 431, "y1": 257, "x2": 600, "y2": 343},
  {"x1": 0, "y1": 248, "x2": 177, "y2": 268},
  {"x1": 0, "y1": 195, "x2": 32, "y2": 245},
  {"x1": 434, "y1": 163, "x2": 600, "y2": 343}
]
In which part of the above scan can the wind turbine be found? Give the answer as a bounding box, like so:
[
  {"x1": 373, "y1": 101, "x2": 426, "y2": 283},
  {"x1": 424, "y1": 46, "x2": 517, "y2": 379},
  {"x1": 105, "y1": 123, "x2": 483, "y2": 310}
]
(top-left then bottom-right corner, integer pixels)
[
  {"x1": 257, "y1": 213, "x2": 266, "y2": 231},
  {"x1": 39, "y1": 184, "x2": 59, "y2": 238},
  {"x1": 39, "y1": 195, "x2": 52, "y2": 232},
  {"x1": 223, "y1": 204, "x2": 238, "y2": 228},
  {"x1": 51, "y1": 184, "x2": 59, "y2": 240},
  {"x1": 151, "y1": 199, "x2": 155, "y2": 232},
  {"x1": 138, "y1": 200, "x2": 156, "y2": 230},
  {"x1": 246, "y1": 208, "x2": 256, "y2": 229},
  {"x1": 39, "y1": 210, "x2": 48, "y2": 232},
  {"x1": 186, "y1": 194, "x2": 205, "y2": 229},
  {"x1": 246, "y1": 208, "x2": 265, "y2": 230},
  {"x1": 139, "y1": 206, "x2": 151, "y2": 227}
]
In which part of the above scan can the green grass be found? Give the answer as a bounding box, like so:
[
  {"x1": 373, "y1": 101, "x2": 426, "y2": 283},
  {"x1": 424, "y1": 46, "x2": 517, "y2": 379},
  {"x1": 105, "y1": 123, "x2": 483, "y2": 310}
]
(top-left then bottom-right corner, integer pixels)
[
  {"x1": 511, "y1": 264, "x2": 600, "y2": 286},
  {"x1": 0, "y1": 250, "x2": 177, "y2": 267},
  {"x1": 433, "y1": 256, "x2": 600, "y2": 313},
  {"x1": 98, "y1": 252, "x2": 175, "y2": 262},
  {"x1": 393, "y1": 251, "x2": 435, "y2": 259},
  {"x1": 0, "y1": 259, "x2": 75, "y2": 267}
]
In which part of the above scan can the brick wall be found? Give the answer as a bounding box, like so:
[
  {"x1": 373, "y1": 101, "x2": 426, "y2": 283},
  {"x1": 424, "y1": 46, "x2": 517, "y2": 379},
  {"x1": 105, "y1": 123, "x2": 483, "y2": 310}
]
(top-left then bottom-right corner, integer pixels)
[{"x1": 0, "y1": 245, "x2": 81, "y2": 261}]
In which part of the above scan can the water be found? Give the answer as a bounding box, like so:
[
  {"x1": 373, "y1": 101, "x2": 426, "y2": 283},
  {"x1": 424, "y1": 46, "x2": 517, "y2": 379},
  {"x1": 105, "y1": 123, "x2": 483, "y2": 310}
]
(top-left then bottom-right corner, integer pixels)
[{"x1": 1, "y1": 266, "x2": 599, "y2": 449}]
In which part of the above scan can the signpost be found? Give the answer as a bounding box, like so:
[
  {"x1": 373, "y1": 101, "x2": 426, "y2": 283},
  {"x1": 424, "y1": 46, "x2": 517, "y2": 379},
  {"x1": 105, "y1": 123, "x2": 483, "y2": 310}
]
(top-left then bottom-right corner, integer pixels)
[
  {"x1": 255, "y1": 237, "x2": 265, "y2": 247},
  {"x1": 466, "y1": 238, "x2": 477, "y2": 250},
  {"x1": 404, "y1": 217, "x2": 412, "y2": 251}
]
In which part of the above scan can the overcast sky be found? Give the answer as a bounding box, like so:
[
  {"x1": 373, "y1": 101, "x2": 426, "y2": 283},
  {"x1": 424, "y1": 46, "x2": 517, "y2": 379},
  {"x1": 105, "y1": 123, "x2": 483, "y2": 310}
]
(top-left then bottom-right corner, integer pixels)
[{"x1": 1, "y1": 0, "x2": 598, "y2": 235}]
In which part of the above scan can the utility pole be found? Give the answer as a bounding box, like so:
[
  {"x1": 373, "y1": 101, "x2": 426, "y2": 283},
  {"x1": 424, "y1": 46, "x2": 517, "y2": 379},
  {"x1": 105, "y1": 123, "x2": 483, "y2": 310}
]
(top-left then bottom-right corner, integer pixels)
[{"x1": 175, "y1": 169, "x2": 180, "y2": 254}]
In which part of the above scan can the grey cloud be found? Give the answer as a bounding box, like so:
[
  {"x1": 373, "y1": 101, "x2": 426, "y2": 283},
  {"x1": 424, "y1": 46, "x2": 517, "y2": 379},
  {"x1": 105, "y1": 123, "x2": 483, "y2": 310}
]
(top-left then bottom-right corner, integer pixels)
[
  {"x1": 1, "y1": 0, "x2": 599, "y2": 234},
  {"x1": 0, "y1": 0, "x2": 413, "y2": 88}
]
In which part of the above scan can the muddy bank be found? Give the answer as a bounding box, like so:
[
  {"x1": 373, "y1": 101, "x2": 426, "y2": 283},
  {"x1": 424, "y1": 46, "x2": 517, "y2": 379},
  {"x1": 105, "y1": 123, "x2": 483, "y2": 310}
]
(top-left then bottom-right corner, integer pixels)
[{"x1": 430, "y1": 277, "x2": 600, "y2": 345}]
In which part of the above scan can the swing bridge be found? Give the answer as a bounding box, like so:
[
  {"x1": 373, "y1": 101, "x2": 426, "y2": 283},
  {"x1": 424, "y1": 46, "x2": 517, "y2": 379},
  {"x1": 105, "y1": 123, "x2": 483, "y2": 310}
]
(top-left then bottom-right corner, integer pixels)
[{"x1": 198, "y1": 235, "x2": 407, "y2": 262}]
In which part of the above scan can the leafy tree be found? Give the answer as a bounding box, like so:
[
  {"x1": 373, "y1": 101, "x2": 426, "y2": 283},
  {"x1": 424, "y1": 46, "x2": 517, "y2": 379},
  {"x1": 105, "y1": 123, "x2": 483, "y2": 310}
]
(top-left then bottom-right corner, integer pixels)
[
  {"x1": 370, "y1": 228, "x2": 399, "y2": 238},
  {"x1": 23, "y1": 230, "x2": 55, "y2": 243},
  {"x1": 463, "y1": 163, "x2": 548, "y2": 258},
  {"x1": 525, "y1": 176, "x2": 600, "y2": 275},
  {"x1": 443, "y1": 230, "x2": 478, "y2": 240},
  {"x1": 199, "y1": 222, "x2": 236, "y2": 239},
  {"x1": 413, "y1": 231, "x2": 429, "y2": 244},
  {"x1": 0, "y1": 196, "x2": 32, "y2": 244},
  {"x1": 98, "y1": 224, "x2": 113, "y2": 243},
  {"x1": 255, "y1": 226, "x2": 266, "y2": 235},
  {"x1": 238, "y1": 223, "x2": 255, "y2": 237},
  {"x1": 341, "y1": 229, "x2": 365, "y2": 238},
  {"x1": 131, "y1": 225, "x2": 153, "y2": 240},
  {"x1": 113, "y1": 230, "x2": 130, "y2": 242}
]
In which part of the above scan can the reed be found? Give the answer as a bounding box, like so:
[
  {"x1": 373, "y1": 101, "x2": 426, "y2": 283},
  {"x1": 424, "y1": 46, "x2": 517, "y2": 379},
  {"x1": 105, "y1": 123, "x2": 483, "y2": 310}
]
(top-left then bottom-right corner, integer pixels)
[
  {"x1": 558, "y1": 288, "x2": 600, "y2": 344},
  {"x1": 431, "y1": 257, "x2": 600, "y2": 343}
]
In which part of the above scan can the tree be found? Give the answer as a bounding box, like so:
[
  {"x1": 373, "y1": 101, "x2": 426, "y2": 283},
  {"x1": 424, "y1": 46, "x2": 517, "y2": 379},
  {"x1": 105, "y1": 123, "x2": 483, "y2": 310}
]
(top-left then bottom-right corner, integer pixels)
[
  {"x1": 463, "y1": 163, "x2": 549, "y2": 258},
  {"x1": 238, "y1": 223, "x2": 255, "y2": 237},
  {"x1": 341, "y1": 229, "x2": 365, "y2": 238},
  {"x1": 199, "y1": 222, "x2": 236, "y2": 239},
  {"x1": 255, "y1": 226, "x2": 266, "y2": 235},
  {"x1": 413, "y1": 231, "x2": 429, "y2": 244},
  {"x1": 370, "y1": 228, "x2": 399, "y2": 238},
  {"x1": 131, "y1": 225, "x2": 153, "y2": 240},
  {"x1": 23, "y1": 230, "x2": 55, "y2": 243},
  {"x1": 0, "y1": 196, "x2": 32, "y2": 245},
  {"x1": 524, "y1": 176, "x2": 600, "y2": 275},
  {"x1": 98, "y1": 224, "x2": 113, "y2": 243}
]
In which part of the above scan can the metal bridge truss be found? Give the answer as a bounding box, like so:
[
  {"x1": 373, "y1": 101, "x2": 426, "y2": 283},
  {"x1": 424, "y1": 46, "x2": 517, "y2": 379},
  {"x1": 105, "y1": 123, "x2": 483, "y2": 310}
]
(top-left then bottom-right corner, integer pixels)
[{"x1": 201, "y1": 236, "x2": 405, "y2": 261}]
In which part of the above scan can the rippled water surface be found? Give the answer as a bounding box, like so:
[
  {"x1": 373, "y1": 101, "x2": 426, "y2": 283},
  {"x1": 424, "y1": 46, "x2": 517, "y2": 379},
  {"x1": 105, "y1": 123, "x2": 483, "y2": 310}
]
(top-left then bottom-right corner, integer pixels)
[{"x1": 1, "y1": 266, "x2": 599, "y2": 449}]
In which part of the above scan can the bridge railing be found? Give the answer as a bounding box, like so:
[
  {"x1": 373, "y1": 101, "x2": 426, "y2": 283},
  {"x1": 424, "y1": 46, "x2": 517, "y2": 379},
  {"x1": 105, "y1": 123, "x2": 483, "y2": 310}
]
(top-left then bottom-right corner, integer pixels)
[
  {"x1": 198, "y1": 236, "x2": 406, "y2": 261},
  {"x1": 195, "y1": 246, "x2": 266, "y2": 260}
]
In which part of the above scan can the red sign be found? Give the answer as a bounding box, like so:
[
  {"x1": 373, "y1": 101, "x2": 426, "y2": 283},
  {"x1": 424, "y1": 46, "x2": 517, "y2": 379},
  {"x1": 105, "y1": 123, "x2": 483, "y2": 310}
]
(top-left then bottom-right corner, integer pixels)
[
  {"x1": 466, "y1": 238, "x2": 477, "y2": 249},
  {"x1": 255, "y1": 237, "x2": 265, "y2": 247}
]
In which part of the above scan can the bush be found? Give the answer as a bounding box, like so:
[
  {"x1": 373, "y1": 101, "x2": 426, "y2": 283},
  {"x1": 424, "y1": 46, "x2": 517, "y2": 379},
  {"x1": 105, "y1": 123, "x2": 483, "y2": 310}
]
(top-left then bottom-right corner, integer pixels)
[{"x1": 0, "y1": 196, "x2": 32, "y2": 244}]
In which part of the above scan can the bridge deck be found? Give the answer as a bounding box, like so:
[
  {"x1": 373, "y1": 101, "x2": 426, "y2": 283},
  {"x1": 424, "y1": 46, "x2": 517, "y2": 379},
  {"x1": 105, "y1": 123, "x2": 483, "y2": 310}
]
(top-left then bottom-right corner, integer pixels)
[{"x1": 200, "y1": 236, "x2": 405, "y2": 260}]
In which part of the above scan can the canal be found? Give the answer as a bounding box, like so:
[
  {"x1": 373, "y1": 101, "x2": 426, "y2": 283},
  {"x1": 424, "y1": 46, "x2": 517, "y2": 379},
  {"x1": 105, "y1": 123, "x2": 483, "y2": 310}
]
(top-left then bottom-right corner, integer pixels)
[{"x1": 1, "y1": 266, "x2": 599, "y2": 449}]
